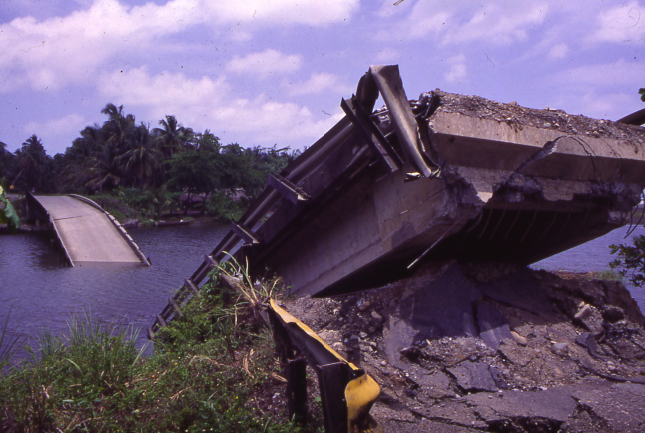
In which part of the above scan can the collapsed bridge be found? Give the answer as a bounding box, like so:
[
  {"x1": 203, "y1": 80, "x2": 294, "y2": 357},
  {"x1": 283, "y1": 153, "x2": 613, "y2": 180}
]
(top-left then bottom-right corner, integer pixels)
[
  {"x1": 151, "y1": 64, "x2": 645, "y2": 337},
  {"x1": 149, "y1": 64, "x2": 645, "y2": 433}
]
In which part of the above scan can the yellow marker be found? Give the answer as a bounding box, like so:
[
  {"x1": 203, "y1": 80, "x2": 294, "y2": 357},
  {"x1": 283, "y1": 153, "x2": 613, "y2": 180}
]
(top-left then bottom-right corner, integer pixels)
[{"x1": 269, "y1": 299, "x2": 382, "y2": 433}]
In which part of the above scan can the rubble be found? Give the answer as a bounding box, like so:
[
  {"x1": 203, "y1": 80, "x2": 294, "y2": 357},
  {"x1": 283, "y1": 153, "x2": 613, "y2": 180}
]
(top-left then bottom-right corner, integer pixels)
[{"x1": 282, "y1": 263, "x2": 645, "y2": 432}]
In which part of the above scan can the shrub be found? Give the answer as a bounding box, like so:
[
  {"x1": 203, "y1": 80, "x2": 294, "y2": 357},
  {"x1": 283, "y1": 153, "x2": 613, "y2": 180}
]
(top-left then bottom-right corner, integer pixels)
[
  {"x1": 610, "y1": 234, "x2": 645, "y2": 286},
  {"x1": 205, "y1": 191, "x2": 246, "y2": 222}
]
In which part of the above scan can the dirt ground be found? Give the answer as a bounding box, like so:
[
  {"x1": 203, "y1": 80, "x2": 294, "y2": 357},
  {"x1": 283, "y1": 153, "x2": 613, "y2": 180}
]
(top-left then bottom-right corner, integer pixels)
[{"x1": 281, "y1": 262, "x2": 645, "y2": 433}]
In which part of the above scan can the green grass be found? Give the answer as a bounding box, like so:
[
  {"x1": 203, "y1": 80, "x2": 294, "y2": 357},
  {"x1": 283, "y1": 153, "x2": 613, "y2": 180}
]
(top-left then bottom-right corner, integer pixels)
[
  {"x1": 0, "y1": 275, "x2": 323, "y2": 432},
  {"x1": 0, "y1": 307, "x2": 24, "y2": 370}
]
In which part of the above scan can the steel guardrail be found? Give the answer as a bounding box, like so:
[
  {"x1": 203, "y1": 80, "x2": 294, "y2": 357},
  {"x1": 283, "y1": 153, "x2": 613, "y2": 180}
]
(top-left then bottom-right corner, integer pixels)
[
  {"x1": 267, "y1": 299, "x2": 381, "y2": 433},
  {"x1": 149, "y1": 116, "x2": 358, "y2": 338},
  {"x1": 149, "y1": 64, "x2": 434, "y2": 340}
]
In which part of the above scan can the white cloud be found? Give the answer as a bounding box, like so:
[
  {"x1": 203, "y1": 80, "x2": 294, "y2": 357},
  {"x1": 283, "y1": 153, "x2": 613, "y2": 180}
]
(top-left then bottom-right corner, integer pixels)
[
  {"x1": 0, "y1": 0, "x2": 357, "y2": 93},
  {"x1": 590, "y1": 2, "x2": 645, "y2": 43},
  {"x1": 552, "y1": 59, "x2": 645, "y2": 88},
  {"x1": 578, "y1": 91, "x2": 637, "y2": 120},
  {"x1": 0, "y1": 72, "x2": 27, "y2": 94},
  {"x1": 285, "y1": 73, "x2": 353, "y2": 96},
  {"x1": 548, "y1": 43, "x2": 569, "y2": 59},
  {"x1": 213, "y1": 95, "x2": 344, "y2": 147},
  {"x1": 375, "y1": 0, "x2": 414, "y2": 18},
  {"x1": 23, "y1": 113, "x2": 87, "y2": 137},
  {"x1": 0, "y1": 0, "x2": 200, "y2": 91},
  {"x1": 403, "y1": 5, "x2": 450, "y2": 40},
  {"x1": 447, "y1": 4, "x2": 549, "y2": 44},
  {"x1": 374, "y1": 47, "x2": 399, "y2": 63},
  {"x1": 95, "y1": 67, "x2": 342, "y2": 148},
  {"x1": 546, "y1": 58, "x2": 645, "y2": 121},
  {"x1": 444, "y1": 54, "x2": 467, "y2": 83},
  {"x1": 378, "y1": 1, "x2": 549, "y2": 44},
  {"x1": 226, "y1": 50, "x2": 302, "y2": 78},
  {"x1": 205, "y1": 0, "x2": 359, "y2": 26},
  {"x1": 97, "y1": 67, "x2": 230, "y2": 125}
]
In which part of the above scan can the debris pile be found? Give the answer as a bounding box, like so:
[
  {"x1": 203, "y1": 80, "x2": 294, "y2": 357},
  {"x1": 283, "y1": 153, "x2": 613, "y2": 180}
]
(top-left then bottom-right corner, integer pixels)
[{"x1": 283, "y1": 263, "x2": 645, "y2": 432}]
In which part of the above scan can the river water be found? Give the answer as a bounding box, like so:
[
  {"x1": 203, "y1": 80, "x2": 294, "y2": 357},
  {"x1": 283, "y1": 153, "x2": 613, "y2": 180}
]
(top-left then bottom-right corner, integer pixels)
[
  {"x1": 1, "y1": 222, "x2": 644, "y2": 359},
  {"x1": 532, "y1": 225, "x2": 645, "y2": 312},
  {"x1": 0, "y1": 222, "x2": 229, "y2": 359}
]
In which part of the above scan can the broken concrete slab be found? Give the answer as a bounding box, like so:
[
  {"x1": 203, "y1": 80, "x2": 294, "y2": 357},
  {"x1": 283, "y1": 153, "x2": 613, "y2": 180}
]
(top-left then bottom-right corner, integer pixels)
[
  {"x1": 408, "y1": 265, "x2": 481, "y2": 340},
  {"x1": 379, "y1": 417, "x2": 482, "y2": 433},
  {"x1": 413, "y1": 398, "x2": 489, "y2": 430},
  {"x1": 466, "y1": 385, "x2": 579, "y2": 424},
  {"x1": 474, "y1": 270, "x2": 554, "y2": 316},
  {"x1": 447, "y1": 360, "x2": 499, "y2": 392},
  {"x1": 498, "y1": 339, "x2": 537, "y2": 367},
  {"x1": 561, "y1": 381, "x2": 645, "y2": 433},
  {"x1": 383, "y1": 264, "x2": 483, "y2": 367},
  {"x1": 476, "y1": 302, "x2": 513, "y2": 350}
]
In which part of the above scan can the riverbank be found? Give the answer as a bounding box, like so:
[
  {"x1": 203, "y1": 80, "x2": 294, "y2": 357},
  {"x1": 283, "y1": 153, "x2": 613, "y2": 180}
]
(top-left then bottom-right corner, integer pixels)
[
  {"x1": 0, "y1": 274, "x2": 321, "y2": 432},
  {"x1": 0, "y1": 189, "x2": 246, "y2": 234},
  {"x1": 0, "y1": 200, "x2": 228, "y2": 234}
]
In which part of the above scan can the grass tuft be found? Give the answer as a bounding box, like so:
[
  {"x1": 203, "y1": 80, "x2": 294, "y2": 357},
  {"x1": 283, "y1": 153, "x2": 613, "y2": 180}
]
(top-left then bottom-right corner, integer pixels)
[{"x1": 0, "y1": 306, "x2": 25, "y2": 370}]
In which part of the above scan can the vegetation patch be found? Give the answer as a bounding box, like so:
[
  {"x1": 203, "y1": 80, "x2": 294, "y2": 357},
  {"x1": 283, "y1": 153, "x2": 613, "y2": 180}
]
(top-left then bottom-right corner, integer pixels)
[{"x1": 610, "y1": 234, "x2": 645, "y2": 287}]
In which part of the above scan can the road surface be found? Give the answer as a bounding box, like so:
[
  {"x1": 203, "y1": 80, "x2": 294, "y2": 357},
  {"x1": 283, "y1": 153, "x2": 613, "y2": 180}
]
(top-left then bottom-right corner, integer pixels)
[{"x1": 33, "y1": 195, "x2": 141, "y2": 264}]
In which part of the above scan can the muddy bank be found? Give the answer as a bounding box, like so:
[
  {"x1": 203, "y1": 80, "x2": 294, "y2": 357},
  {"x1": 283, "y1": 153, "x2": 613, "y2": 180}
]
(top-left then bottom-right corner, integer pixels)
[{"x1": 283, "y1": 263, "x2": 645, "y2": 432}]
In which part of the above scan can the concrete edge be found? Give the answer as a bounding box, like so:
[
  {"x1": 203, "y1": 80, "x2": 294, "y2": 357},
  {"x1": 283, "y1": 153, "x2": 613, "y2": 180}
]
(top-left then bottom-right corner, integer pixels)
[
  {"x1": 27, "y1": 192, "x2": 75, "y2": 267},
  {"x1": 67, "y1": 194, "x2": 151, "y2": 266},
  {"x1": 430, "y1": 111, "x2": 645, "y2": 159},
  {"x1": 48, "y1": 212, "x2": 75, "y2": 267}
]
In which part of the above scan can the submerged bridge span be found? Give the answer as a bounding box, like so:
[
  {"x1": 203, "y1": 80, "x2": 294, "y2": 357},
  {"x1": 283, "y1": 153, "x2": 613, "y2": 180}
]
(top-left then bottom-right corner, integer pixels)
[{"x1": 27, "y1": 194, "x2": 149, "y2": 267}]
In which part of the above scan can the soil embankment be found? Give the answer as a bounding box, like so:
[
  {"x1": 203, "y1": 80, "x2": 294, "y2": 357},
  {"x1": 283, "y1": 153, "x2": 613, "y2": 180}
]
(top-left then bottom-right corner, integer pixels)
[{"x1": 283, "y1": 263, "x2": 645, "y2": 432}]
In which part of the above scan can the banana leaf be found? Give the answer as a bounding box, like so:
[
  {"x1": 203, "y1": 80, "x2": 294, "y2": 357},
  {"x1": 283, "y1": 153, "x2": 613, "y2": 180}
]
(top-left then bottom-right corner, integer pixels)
[{"x1": 0, "y1": 196, "x2": 20, "y2": 233}]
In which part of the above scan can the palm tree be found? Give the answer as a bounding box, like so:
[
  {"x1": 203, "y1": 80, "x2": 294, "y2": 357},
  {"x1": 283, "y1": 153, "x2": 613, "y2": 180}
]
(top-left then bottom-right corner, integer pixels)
[
  {"x1": 194, "y1": 130, "x2": 221, "y2": 153},
  {"x1": 0, "y1": 142, "x2": 8, "y2": 178},
  {"x1": 86, "y1": 140, "x2": 124, "y2": 193},
  {"x1": 101, "y1": 103, "x2": 135, "y2": 155},
  {"x1": 119, "y1": 123, "x2": 162, "y2": 188},
  {"x1": 145, "y1": 184, "x2": 171, "y2": 220},
  {"x1": 61, "y1": 125, "x2": 104, "y2": 191},
  {"x1": 14, "y1": 135, "x2": 49, "y2": 192},
  {"x1": 153, "y1": 115, "x2": 193, "y2": 157}
]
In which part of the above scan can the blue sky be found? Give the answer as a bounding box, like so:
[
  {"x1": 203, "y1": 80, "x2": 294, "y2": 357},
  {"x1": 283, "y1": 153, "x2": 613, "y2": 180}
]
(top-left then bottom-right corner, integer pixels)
[{"x1": 1, "y1": 0, "x2": 644, "y2": 156}]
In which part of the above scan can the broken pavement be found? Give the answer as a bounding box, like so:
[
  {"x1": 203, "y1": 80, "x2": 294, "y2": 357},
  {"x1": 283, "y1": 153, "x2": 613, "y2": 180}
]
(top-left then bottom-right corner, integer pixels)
[{"x1": 283, "y1": 263, "x2": 645, "y2": 432}]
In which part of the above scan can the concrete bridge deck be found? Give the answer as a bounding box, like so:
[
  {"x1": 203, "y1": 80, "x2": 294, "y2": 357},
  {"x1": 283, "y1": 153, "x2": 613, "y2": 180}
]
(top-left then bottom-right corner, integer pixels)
[{"x1": 31, "y1": 195, "x2": 146, "y2": 265}]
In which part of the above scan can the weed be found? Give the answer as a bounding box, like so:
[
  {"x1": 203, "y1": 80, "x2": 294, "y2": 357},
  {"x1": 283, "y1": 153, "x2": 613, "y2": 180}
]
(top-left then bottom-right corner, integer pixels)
[
  {"x1": 210, "y1": 254, "x2": 283, "y2": 323},
  {"x1": 0, "y1": 306, "x2": 24, "y2": 370}
]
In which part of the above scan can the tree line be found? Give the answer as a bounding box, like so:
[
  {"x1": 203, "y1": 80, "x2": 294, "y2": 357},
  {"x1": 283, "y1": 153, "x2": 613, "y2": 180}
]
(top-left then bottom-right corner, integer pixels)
[{"x1": 0, "y1": 104, "x2": 299, "y2": 220}]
